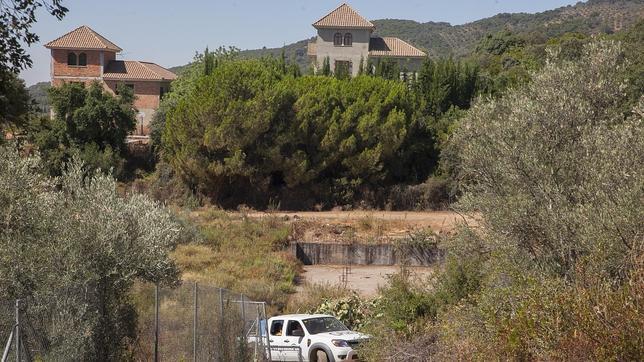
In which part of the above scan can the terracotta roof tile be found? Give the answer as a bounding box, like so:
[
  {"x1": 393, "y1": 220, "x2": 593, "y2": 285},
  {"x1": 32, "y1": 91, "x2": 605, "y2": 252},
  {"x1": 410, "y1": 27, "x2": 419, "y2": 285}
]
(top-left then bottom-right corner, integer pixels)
[
  {"x1": 313, "y1": 3, "x2": 374, "y2": 29},
  {"x1": 103, "y1": 61, "x2": 177, "y2": 81},
  {"x1": 369, "y1": 37, "x2": 426, "y2": 58},
  {"x1": 45, "y1": 25, "x2": 122, "y2": 52}
]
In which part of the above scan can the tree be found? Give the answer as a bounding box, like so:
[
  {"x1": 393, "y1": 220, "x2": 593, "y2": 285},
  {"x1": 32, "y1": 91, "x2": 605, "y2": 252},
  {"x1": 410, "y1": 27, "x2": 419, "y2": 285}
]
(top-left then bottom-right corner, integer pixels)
[
  {"x1": 441, "y1": 40, "x2": 643, "y2": 359},
  {"x1": 150, "y1": 46, "x2": 240, "y2": 150},
  {"x1": 31, "y1": 81, "x2": 135, "y2": 176},
  {"x1": 0, "y1": 0, "x2": 68, "y2": 72},
  {"x1": 374, "y1": 58, "x2": 399, "y2": 80},
  {"x1": 0, "y1": 146, "x2": 180, "y2": 360},
  {"x1": 321, "y1": 56, "x2": 331, "y2": 76},
  {"x1": 203, "y1": 47, "x2": 214, "y2": 76},
  {"x1": 334, "y1": 61, "x2": 350, "y2": 80},
  {"x1": 0, "y1": 69, "x2": 30, "y2": 133},
  {"x1": 161, "y1": 58, "x2": 422, "y2": 208},
  {"x1": 416, "y1": 57, "x2": 479, "y2": 118}
]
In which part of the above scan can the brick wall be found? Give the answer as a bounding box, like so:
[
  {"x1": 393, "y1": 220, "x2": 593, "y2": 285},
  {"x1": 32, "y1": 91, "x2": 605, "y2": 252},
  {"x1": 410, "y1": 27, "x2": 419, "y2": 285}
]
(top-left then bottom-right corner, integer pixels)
[
  {"x1": 104, "y1": 80, "x2": 172, "y2": 135},
  {"x1": 51, "y1": 78, "x2": 99, "y2": 87},
  {"x1": 51, "y1": 49, "x2": 115, "y2": 78},
  {"x1": 104, "y1": 80, "x2": 170, "y2": 109}
]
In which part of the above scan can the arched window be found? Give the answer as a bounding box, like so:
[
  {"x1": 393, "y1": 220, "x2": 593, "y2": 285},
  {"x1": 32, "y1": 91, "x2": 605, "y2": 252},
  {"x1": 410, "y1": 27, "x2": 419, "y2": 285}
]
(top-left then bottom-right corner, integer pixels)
[
  {"x1": 67, "y1": 52, "x2": 77, "y2": 66},
  {"x1": 78, "y1": 52, "x2": 87, "y2": 66},
  {"x1": 334, "y1": 32, "x2": 342, "y2": 46},
  {"x1": 344, "y1": 33, "x2": 353, "y2": 46}
]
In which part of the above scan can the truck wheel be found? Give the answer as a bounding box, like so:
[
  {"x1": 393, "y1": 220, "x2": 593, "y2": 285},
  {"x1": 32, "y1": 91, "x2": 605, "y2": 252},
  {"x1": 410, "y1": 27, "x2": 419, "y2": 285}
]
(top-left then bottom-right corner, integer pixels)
[{"x1": 316, "y1": 350, "x2": 329, "y2": 362}]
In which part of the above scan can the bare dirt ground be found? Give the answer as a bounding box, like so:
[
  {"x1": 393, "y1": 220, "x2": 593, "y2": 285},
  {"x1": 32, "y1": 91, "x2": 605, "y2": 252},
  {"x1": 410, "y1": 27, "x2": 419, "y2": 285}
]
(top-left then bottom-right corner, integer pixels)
[
  {"x1": 246, "y1": 210, "x2": 473, "y2": 243},
  {"x1": 298, "y1": 265, "x2": 434, "y2": 297}
]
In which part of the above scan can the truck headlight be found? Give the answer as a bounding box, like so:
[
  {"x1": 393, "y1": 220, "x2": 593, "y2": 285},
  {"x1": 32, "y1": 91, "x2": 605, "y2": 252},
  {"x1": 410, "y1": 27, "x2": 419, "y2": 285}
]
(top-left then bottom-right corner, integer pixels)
[{"x1": 332, "y1": 339, "x2": 349, "y2": 347}]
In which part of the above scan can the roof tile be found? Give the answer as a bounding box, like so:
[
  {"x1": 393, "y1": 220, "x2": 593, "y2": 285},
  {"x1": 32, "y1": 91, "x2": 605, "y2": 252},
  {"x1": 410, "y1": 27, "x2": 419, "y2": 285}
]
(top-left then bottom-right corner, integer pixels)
[
  {"x1": 45, "y1": 25, "x2": 122, "y2": 52},
  {"x1": 369, "y1": 37, "x2": 426, "y2": 58},
  {"x1": 103, "y1": 61, "x2": 177, "y2": 81},
  {"x1": 313, "y1": 3, "x2": 374, "y2": 29}
]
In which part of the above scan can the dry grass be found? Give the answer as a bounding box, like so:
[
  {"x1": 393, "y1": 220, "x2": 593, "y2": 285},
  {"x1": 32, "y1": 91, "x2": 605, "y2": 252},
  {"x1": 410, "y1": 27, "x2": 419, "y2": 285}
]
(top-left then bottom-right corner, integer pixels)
[{"x1": 171, "y1": 208, "x2": 302, "y2": 311}]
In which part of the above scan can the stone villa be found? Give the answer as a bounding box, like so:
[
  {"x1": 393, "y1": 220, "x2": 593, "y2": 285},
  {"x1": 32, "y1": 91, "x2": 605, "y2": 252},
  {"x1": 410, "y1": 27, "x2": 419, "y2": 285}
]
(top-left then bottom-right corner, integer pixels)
[
  {"x1": 45, "y1": 26, "x2": 176, "y2": 135},
  {"x1": 308, "y1": 3, "x2": 426, "y2": 77}
]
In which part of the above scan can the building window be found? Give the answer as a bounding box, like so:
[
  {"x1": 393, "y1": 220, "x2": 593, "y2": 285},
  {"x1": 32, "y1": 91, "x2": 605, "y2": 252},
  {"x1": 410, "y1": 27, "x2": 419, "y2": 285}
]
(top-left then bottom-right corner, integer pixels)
[
  {"x1": 344, "y1": 33, "x2": 353, "y2": 46},
  {"x1": 160, "y1": 86, "x2": 167, "y2": 99},
  {"x1": 78, "y1": 52, "x2": 87, "y2": 66},
  {"x1": 334, "y1": 32, "x2": 342, "y2": 46},
  {"x1": 335, "y1": 60, "x2": 352, "y2": 78},
  {"x1": 67, "y1": 52, "x2": 77, "y2": 66}
]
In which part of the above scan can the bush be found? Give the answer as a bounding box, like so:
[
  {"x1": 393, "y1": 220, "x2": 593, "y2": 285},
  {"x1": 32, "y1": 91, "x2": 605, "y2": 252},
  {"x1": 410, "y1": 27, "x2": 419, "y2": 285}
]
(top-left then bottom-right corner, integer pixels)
[
  {"x1": 285, "y1": 283, "x2": 350, "y2": 315},
  {"x1": 0, "y1": 146, "x2": 180, "y2": 360},
  {"x1": 161, "y1": 58, "x2": 436, "y2": 209},
  {"x1": 313, "y1": 292, "x2": 378, "y2": 331},
  {"x1": 169, "y1": 210, "x2": 301, "y2": 311},
  {"x1": 363, "y1": 39, "x2": 644, "y2": 361},
  {"x1": 385, "y1": 177, "x2": 452, "y2": 210},
  {"x1": 29, "y1": 82, "x2": 136, "y2": 178},
  {"x1": 435, "y1": 39, "x2": 644, "y2": 359}
]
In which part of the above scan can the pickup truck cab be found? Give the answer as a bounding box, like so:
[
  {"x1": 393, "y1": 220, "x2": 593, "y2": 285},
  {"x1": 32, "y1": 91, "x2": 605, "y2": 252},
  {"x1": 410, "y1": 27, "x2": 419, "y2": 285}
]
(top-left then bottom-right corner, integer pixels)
[{"x1": 266, "y1": 314, "x2": 368, "y2": 361}]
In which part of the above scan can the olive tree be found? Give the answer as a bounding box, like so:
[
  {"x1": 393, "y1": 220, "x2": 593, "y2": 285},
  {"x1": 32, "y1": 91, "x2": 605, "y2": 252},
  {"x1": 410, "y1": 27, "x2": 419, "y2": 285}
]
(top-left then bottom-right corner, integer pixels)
[
  {"x1": 0, "y1": 146, "x2": 180, "y2": 360},
  {"x1": 449, "y1": 40, "x2": 643, "y2": 281},
  {"x1": 437, "y1": 40, "x2": 643, "y2": 360}
]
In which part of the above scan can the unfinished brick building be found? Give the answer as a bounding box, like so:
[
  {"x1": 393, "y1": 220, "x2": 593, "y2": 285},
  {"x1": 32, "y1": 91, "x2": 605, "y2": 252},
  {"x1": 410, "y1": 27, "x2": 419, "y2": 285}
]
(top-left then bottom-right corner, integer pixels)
[{"x1": 45, "y1": 26, "x2": 176, "y2": 135}]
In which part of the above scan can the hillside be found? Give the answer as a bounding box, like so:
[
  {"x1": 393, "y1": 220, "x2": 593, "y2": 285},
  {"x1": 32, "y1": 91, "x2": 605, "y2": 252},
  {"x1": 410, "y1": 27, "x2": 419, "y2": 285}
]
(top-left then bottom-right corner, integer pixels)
[
  {"x1": 30, "y1": 0, "x2": 644, "y2": 108},
  {"x1": 28, "y1": 81, "x2": 50, "y2": 114},
  {"x1": 235, "y1": 0, "x2": 643, "y2": 70}
]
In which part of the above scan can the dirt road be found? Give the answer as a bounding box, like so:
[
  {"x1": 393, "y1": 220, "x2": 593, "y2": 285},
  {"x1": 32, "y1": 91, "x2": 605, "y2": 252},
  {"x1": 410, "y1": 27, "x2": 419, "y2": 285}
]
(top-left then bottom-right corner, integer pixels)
[
  {"x1": 247, "y1": 210, "x2": 472, "y2": 234},
  {"x1": 299, "y1": 265, "x2": 434, "y2": 297}
]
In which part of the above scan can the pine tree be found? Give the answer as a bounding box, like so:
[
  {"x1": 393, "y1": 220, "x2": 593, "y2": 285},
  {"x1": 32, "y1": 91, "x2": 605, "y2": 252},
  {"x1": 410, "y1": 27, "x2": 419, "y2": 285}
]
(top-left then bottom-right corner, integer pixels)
[
  {"x1": 203, "y1": 47, "x2": 214, "y2": 76},
  {"x1": 280, "y1": 47, "x2": 288, "y2": 75},
  {"x1": 358, "y1": 56, "x2": 365, "y2": 75},
  {"x1": 322, "y1": 56, "x2": 331, "y2": 76}
]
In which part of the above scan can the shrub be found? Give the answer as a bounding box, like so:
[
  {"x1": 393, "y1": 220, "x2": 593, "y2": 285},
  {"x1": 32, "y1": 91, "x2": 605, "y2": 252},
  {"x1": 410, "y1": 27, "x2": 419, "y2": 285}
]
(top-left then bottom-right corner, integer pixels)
[
  {"x1": 0, "y1": 146, "x2": 180, "y2": 360},
  {"x1": 161, "y1": 58, "x2": 432, "y2": 209},
  {"x1": 30, "y1": 82, "x2": 136, "y2": 178},
  {"x1": 285, "y1": 283, "x2": 350, "y2": 315},
  {"x1": 385, "y1": 176, "x2": 452, "y2": 210},
  {"x1": 436, "y1": 39, "x2": 644, "y2": 359},
  {"x1": 313, "y1": 292, "x2": 378, "y2": 331}
]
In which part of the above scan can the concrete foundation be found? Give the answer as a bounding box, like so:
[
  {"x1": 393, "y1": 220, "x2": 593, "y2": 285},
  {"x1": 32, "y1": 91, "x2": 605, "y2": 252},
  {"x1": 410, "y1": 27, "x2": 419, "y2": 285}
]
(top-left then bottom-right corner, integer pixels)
[{"x1": 291, "y1": 242, "x2": 441, "y2": 266}]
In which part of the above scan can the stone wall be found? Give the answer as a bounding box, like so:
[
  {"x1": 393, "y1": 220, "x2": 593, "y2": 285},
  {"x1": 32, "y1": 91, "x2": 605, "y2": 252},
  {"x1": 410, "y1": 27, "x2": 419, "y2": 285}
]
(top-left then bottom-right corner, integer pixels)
[{"x1": 291, "y1": 241, "x2": 441, "y2": 266}]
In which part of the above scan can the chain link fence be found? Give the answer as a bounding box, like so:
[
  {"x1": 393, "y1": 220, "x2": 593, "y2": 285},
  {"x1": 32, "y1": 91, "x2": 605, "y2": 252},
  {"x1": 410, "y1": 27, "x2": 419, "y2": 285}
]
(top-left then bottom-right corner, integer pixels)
[{"x1": 1, "y1": 283, "x2": 271, "y2": 361}]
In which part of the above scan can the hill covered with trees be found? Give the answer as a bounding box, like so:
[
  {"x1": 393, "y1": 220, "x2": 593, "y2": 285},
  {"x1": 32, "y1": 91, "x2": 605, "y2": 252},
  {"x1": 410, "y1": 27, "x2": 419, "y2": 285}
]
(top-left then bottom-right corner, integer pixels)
[{"x1": 233, "y1": 0, "x2": 643, "y2": 71}]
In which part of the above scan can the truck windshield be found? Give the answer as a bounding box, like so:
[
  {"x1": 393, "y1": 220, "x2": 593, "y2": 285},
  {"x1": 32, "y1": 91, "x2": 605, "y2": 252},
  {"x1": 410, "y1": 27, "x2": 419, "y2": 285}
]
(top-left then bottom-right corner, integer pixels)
[{"x1": 302, "y1": 317, "x2": 349, "y2": 335}]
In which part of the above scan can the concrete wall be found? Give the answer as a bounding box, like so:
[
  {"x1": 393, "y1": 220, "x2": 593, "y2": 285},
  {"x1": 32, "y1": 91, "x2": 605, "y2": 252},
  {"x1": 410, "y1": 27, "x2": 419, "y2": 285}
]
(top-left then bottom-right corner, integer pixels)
[
  {"x1": 291, "y1": 242, "x2": 441, "y2": 266},
  {"x1": 315, "y1": 28, "x2": 371, "y2": 77}
]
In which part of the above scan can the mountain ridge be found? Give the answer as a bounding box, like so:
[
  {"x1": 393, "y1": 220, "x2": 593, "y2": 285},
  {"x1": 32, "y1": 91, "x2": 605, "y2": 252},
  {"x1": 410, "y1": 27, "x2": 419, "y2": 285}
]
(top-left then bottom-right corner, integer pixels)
[{"x1": 219, "y1": 0, "x2": 643, "y2": 72}]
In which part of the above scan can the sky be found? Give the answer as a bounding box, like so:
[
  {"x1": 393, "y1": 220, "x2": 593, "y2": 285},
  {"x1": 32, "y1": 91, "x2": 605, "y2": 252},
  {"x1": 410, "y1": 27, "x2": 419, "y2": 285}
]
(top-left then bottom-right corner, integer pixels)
[{"x1": 20, "y1": 0, "x2": 581, "y2": 85}]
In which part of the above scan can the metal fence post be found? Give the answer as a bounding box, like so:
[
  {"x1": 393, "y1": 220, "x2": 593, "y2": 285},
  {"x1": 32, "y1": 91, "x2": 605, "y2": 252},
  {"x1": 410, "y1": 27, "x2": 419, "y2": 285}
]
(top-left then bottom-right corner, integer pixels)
[
  {"x1": 14, "y1": 300, "x2": 19, "y2": 362},
  {"x1": 154, "y1": 284, "x2": 159, "y2": 362},
  {"x1": 262, "y1": 302, "x2": 270, "y2": 361},
  {"x1": 255, "y1": 305, "x2": 260, "y2": 361},
  {"x1": 240, "y1": 294, "x2": 246, "y2": 326},
  {"x1": 218, "y1": 288, "x2": 224, "y2": 362},
  {"x1": 193, "y1": 282, "x2": 198, "y2": 362}
]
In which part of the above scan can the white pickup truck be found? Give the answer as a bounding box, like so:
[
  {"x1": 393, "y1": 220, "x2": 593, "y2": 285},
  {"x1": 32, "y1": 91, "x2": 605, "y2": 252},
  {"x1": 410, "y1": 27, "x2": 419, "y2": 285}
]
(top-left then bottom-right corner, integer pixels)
[{"x1": 263, "y1": 314, "x2": 369, "y2": 362}]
